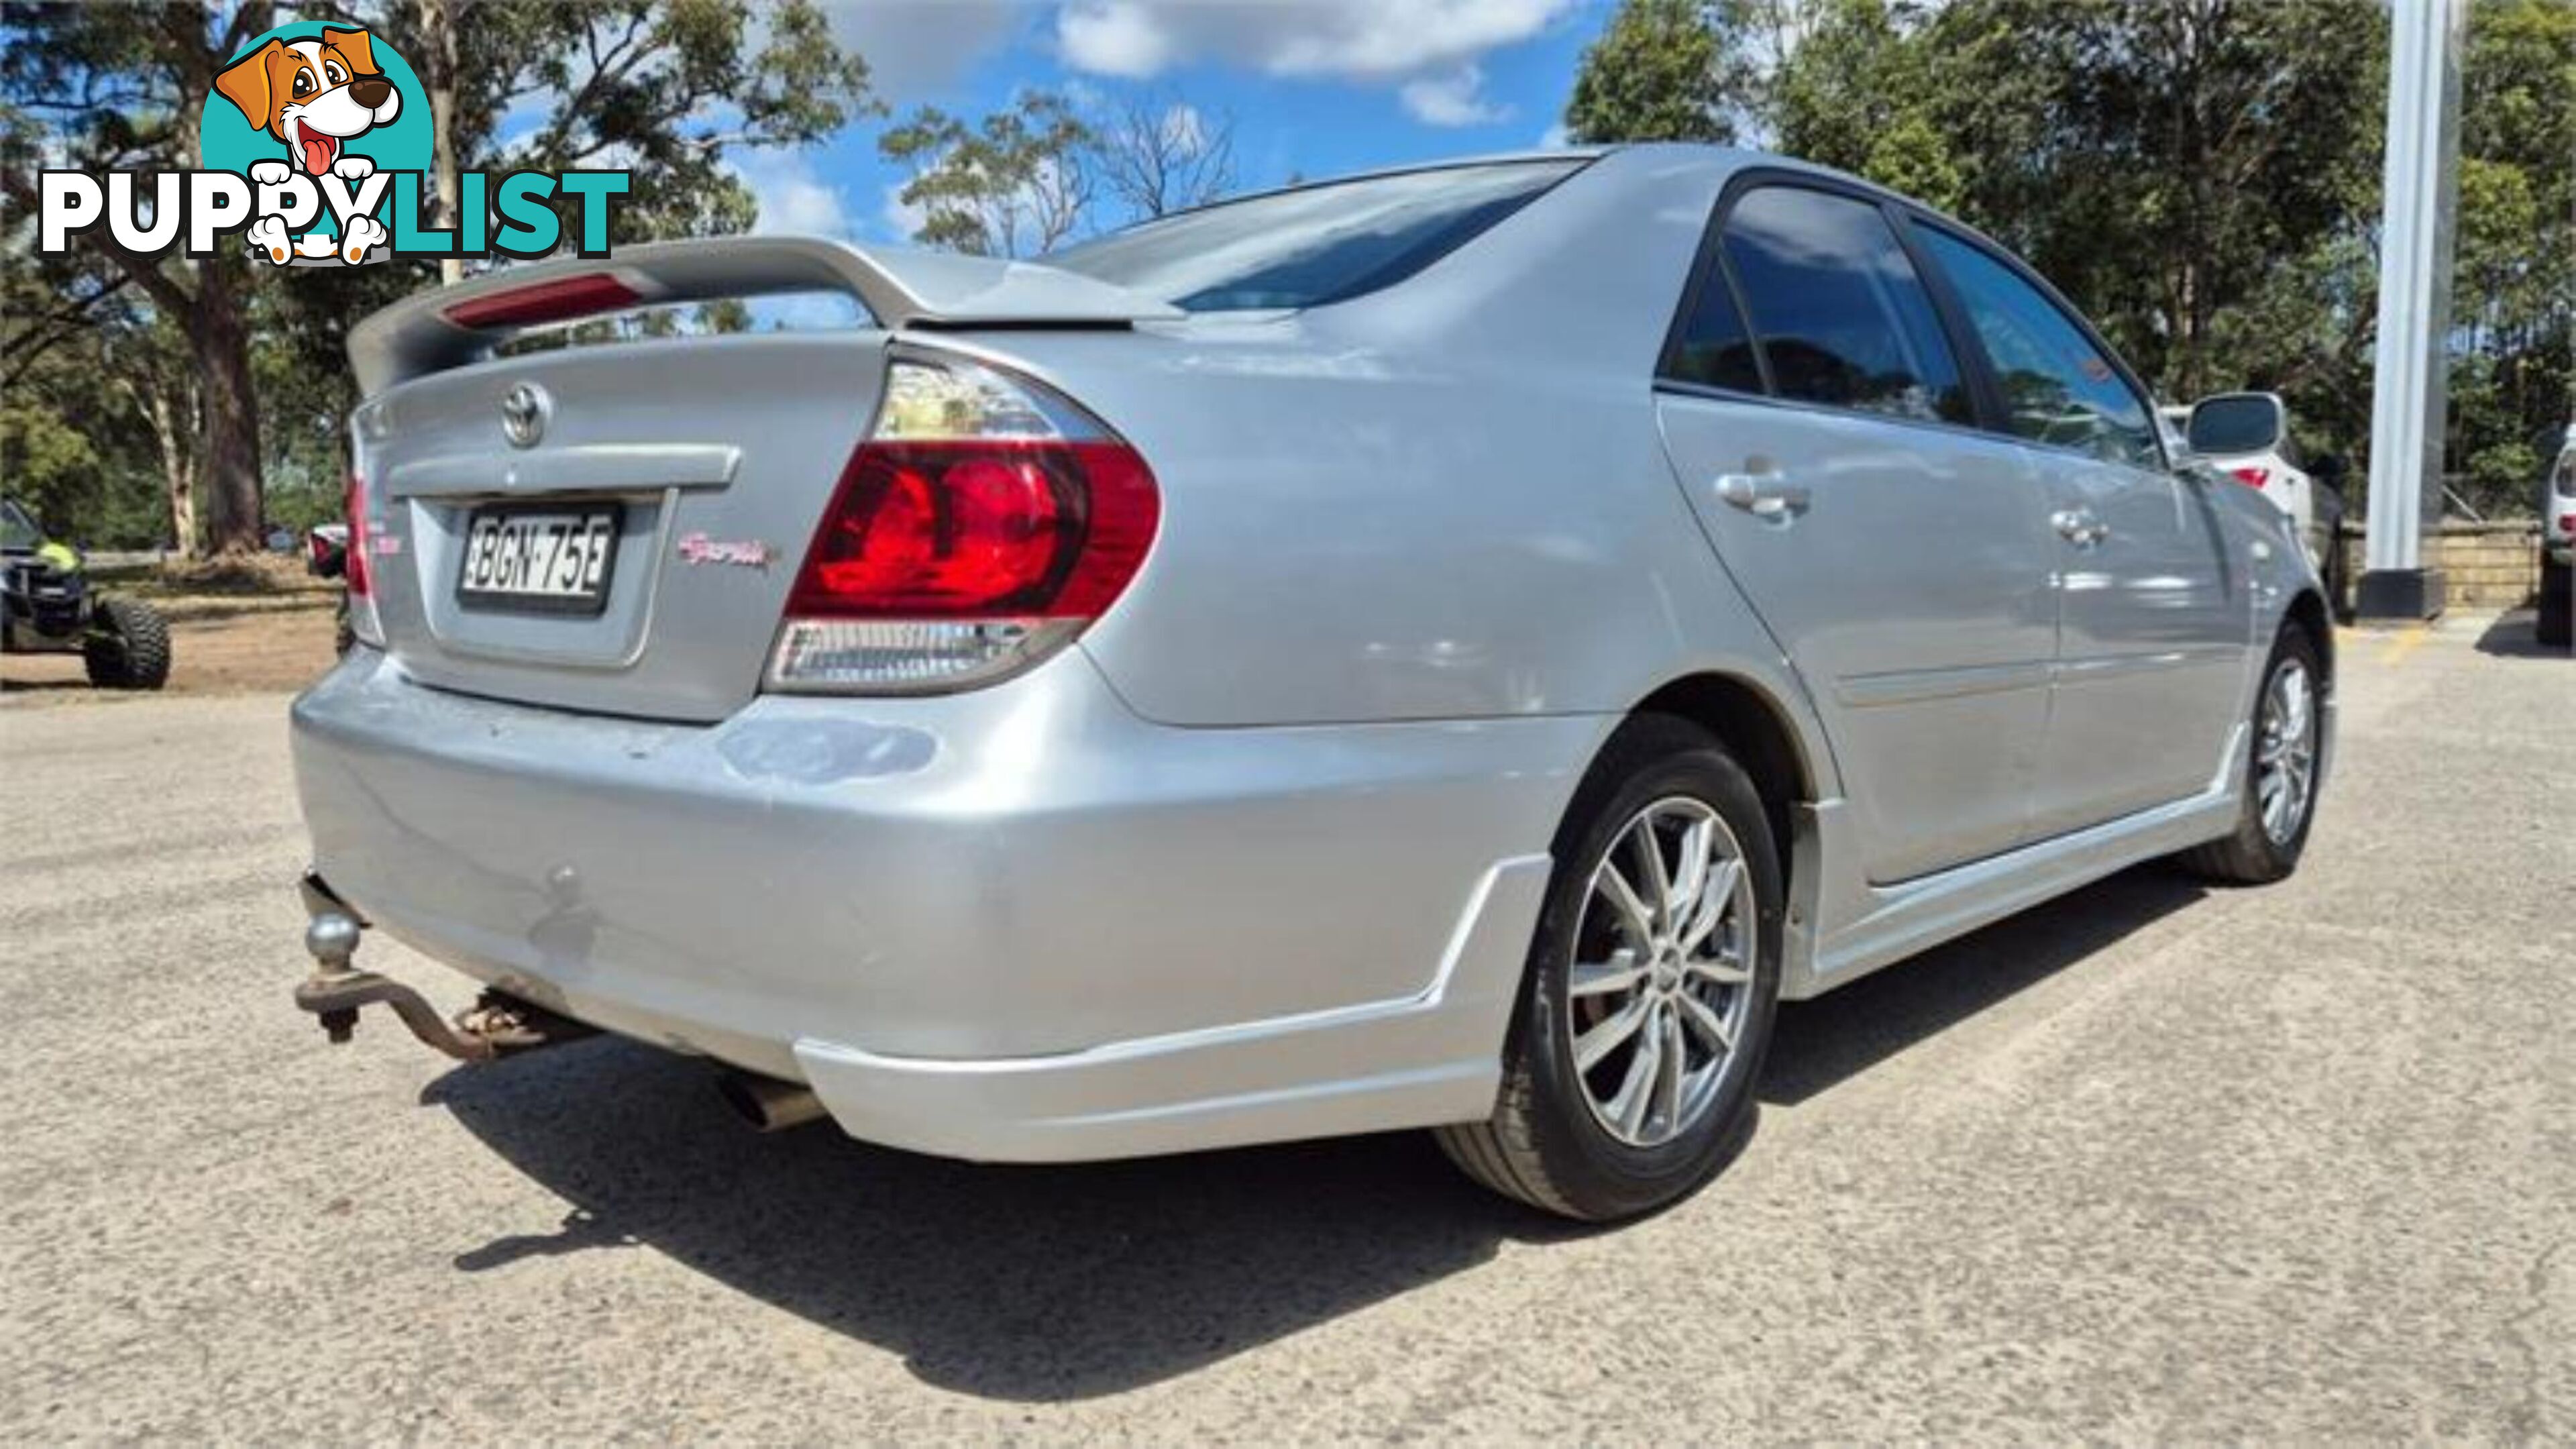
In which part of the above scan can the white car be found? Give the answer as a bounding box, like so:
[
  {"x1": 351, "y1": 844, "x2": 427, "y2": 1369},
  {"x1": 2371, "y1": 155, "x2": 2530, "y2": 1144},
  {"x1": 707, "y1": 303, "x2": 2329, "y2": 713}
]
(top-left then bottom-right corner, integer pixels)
[{"x1": 2175, "y1": 393, "x2": 2346, "y2": 604}]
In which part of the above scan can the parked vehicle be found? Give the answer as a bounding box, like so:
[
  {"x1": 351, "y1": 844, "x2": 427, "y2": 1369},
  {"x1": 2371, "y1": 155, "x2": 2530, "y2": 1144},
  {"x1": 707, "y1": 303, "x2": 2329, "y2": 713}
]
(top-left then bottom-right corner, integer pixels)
[
  {"x1": 2180, "y1": 392, "x2": 2347, "y2": 609},
  {"x1": 307, "y1": 523, "x2": 348, "y2": 578},
  {"x1": 0, "y1": 495, "x2": 171, "y2": 690},
  {"x1": 2539, "y1": 424, "x2": 2572, "y2": 649},
  {"x1": 288, "y1": 148, "x2": 2334, "y2": 1220}
]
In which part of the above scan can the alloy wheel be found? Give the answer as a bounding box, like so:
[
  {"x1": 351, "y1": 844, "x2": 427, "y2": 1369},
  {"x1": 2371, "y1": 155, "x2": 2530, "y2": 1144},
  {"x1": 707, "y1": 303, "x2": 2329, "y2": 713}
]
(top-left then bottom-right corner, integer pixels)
[
  {"x1": 2257, "y1": 657, "x2": 2316, "y2": 845},
  {"x1": 1564, "y1": 796, "x2": 1758, "y2": 1148}
]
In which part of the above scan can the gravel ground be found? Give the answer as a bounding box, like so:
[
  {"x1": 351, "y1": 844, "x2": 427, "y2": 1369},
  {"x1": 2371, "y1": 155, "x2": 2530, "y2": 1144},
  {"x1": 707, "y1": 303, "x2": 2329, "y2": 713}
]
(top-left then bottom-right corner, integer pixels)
[{"x1": 1, "y1": 612, "x2": 2567, "y2": 1443}]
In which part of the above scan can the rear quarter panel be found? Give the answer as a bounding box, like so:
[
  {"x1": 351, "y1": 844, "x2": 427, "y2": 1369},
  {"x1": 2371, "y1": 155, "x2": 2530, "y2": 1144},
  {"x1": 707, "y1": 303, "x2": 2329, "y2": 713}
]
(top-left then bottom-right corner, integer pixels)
[{"x1": 947, "y1": 150, "x2": 1828, "y2": 764}]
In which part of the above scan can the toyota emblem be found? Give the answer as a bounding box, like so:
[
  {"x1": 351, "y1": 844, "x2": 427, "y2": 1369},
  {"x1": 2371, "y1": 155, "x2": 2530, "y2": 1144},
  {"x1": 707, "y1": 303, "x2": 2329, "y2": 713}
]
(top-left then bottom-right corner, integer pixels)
[{"x1": 500, "y1": 382, "x2": 549, "y2": 448}]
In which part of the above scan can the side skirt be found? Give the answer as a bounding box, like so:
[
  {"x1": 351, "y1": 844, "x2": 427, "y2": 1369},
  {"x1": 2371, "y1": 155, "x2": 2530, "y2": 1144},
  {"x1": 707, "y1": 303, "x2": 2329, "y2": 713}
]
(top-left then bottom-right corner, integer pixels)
[{"x1": 1778, "y1": 722, "x2": 2245, "y2": 1001}]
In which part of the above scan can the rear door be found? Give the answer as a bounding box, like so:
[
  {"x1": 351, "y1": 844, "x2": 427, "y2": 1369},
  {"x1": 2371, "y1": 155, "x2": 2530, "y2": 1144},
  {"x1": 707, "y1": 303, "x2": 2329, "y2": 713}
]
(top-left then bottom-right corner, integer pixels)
[
  {"x1": 1907, "y1": 221, "x2": 2248, "y2": 833},
  {"x1": 1653, "y1": 180, "x2": 2061, "y2": 884}
]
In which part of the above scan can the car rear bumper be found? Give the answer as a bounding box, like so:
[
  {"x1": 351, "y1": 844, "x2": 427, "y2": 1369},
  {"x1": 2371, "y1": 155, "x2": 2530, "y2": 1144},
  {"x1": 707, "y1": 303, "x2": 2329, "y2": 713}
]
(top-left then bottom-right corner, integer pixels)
[{"x1": 289, "y1": 647, "x2": 1591, "y2": 1160}]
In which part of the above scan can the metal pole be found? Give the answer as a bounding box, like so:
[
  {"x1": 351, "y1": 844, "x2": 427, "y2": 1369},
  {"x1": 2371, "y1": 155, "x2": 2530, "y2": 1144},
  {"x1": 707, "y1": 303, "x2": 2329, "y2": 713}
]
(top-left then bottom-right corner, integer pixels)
[{"x1": 2355, "y1": 0, "x2": 2467, "y2": 622}]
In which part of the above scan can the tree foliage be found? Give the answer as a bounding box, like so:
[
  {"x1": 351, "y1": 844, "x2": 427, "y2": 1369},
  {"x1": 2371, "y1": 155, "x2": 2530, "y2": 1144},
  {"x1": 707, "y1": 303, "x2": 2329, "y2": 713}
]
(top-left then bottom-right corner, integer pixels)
[
  {"x1": 881, "y1": 93, "x2": 1093, "y2": 258},
  {"x1": 1093, "y1": 92, "x2": 1236, "y2": 221},
  {"x1": 2449, "y1": 0, "x2": 2575, "y2": 508},
  {"x1": 879, "y1": 87, "x2": 1242, "y2": 254},
  {"x1": 0, "y1": 0, "x2": 873, "y2": 554},
  {"x1": 1, "y1": 2, "x2": 282, "y2": 553},
  {"x1": 432, "y1": 0, "x2": 874, "y2": 242},
  {"x1": 1581, "y1": 0, "x2": 2575, "y2": 518},
  {"x1": 1564, "y1": 0, "x2": 1759, "y2": 144},
  {"x1": 1767, "y1": 0, "x2": 1960, "y2": 208}
]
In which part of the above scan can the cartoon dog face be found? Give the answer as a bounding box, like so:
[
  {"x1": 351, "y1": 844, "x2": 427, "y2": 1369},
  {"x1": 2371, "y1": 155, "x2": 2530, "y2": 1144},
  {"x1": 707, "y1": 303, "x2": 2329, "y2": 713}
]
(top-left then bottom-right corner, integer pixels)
[{"x1": 214, "y1": 28, "x2": 401, "y2": 177}]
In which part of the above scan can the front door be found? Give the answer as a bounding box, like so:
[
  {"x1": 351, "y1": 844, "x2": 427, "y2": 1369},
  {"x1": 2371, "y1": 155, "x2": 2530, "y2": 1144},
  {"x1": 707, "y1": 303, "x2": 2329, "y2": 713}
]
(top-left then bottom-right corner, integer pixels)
[{"x1": 1654, "y1": 182, "x2": 2061, "y2": 884}]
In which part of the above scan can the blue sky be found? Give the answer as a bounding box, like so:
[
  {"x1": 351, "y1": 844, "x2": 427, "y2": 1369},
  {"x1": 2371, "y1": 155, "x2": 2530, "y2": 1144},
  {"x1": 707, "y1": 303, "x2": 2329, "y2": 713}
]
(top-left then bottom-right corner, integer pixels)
[{"x1": 733, "y1": 0, "x2": 1609, "y2": 248}]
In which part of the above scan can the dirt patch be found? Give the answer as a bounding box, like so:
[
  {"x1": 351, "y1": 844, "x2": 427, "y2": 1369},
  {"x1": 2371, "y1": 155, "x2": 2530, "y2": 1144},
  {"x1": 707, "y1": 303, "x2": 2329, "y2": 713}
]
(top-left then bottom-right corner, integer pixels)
[
  {"x1": 144, "y1": 551, "x2": 325, "y2": 596},
  {"x1": 1, "y1": 599, "x2": 339, "y2": 702}
]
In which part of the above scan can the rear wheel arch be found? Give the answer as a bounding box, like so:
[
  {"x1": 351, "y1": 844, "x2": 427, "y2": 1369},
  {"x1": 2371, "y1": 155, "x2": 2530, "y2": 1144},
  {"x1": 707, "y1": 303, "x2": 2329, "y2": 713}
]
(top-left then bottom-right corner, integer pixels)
[
  {"x1": 1444, "y1": 710, "x2": 1785, "y2": 1218},
  {"x1": 1620, "y1": 673, "x2": 1816, "y2": 890}
]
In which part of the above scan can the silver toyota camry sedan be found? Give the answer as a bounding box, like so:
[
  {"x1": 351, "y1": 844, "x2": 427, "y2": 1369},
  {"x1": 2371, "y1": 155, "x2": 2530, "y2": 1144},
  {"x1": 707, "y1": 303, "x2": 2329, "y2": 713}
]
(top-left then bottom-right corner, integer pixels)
[{"x1": 290, "y1": 146, "x2": 2332, "y2": 1220}]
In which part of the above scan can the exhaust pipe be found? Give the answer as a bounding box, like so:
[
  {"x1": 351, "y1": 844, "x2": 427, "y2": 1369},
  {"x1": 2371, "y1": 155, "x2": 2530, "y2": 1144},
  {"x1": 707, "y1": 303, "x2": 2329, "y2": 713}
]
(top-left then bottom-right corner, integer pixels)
[{"x1": 716, "y1": 1070, "x2": 827, "y2": 1132}]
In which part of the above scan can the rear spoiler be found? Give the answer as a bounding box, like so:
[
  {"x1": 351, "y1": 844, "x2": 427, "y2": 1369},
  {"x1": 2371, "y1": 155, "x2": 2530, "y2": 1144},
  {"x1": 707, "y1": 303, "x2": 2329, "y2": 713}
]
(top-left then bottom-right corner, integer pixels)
[{"x1": 346, "y1": 235, "x2": 1183, "y2": 394}]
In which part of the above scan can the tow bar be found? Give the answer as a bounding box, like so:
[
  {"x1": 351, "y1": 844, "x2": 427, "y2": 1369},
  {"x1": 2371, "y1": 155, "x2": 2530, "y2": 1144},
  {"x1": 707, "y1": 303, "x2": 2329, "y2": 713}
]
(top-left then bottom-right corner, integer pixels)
[{"x1": 291, "y1": 872, "x2": 593, "y2": 1062}]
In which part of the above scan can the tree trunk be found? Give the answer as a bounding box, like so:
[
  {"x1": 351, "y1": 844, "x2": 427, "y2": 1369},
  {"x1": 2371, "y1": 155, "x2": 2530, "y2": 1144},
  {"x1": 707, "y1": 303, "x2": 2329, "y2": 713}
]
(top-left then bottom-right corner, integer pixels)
[
  {"x1": 193, "y1": 254, "x2": 265, "y2": 555},
  {"x1": 419, "y1": 0, "x2": 464, "y2": 286},
  {"x1": 166, "y1": 449, "x2": 197, "y2": 557},
  {"x1": 170, "y1": 38, "x2": 261, "y2": 556},
  {"x1": 149, "y1": 384, "x2": 195, "y2": 555},
  {"x1": 119, "y1": 372, "x2": 197, "y2": 556}
]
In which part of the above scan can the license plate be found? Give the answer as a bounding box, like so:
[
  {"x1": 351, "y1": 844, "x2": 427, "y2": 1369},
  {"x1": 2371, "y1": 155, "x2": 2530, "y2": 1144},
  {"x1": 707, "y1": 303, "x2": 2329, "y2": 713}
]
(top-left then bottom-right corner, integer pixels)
[{"x1": 455, "y1": 503, "x2": 622, "y2": 614}]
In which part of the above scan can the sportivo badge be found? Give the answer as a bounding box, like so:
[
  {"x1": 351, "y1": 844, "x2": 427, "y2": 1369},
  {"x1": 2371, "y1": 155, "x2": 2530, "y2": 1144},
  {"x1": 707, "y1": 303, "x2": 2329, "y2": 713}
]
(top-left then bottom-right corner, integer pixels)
[{"x1": 676, "y1": 533, "x2": 775, "y2": 568}]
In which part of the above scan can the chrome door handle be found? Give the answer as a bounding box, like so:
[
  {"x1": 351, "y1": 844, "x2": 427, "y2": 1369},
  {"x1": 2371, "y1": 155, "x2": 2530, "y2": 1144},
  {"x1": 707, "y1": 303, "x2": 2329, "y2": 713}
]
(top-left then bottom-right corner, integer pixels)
[
  {"x1": 1715, "y1": 472, "x2": 1811, "y2": 519},
  {"x1": 2051, "y1": 508, "x2": 2109, "y2": 547}
]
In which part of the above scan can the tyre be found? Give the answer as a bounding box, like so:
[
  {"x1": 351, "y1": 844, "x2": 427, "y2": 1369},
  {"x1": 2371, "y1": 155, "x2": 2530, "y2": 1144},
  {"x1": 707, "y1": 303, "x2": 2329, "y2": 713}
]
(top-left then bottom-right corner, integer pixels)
[
  {"x1": 2179, "y1": 624, "x2": 2322, "y2": 884},
  {"x1": 83, "y1": 595, "x2": 172, "y2": 690},
  {"x1": 1437, "y1": 714, "x2": 1783, "y2": 1221},
  {"x1": 2538, "y1": 557, "x2": 2570, "y2": 649}
]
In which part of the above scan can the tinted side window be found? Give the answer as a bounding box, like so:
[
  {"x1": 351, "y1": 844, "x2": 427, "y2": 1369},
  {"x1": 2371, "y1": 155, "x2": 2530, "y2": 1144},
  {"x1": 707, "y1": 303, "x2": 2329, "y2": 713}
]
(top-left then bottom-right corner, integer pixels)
[
  {"x1": 1664, "y1": 266, "x2": 1763, "y2": 392},
  {"x1": 1720, "y1": 187, "x2": 1971, "y2": 426},
  {"x1": 1916, "y1": 226, "x2": 2159, "y2": 469}
]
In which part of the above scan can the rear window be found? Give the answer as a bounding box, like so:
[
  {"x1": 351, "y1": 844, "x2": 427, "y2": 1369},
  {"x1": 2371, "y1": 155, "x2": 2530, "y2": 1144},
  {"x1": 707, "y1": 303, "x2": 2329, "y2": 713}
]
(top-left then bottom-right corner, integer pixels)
[{"x1": 1046, "y1": 160, "x2": 1583, "y2": 313}]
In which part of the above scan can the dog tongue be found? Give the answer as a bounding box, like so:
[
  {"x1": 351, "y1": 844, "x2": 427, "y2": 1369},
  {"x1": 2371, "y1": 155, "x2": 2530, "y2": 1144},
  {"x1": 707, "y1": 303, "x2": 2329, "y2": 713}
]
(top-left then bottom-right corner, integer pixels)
[{"x1": 299, "y1": 135, "x2": 335, "y2": 174}]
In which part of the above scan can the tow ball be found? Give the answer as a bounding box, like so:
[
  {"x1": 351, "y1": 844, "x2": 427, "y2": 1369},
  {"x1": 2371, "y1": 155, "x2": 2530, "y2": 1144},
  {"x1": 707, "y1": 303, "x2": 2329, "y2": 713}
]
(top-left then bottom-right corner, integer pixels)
[{"x1": 292, "y1": 873, "x2": 592, "y2": 1062}]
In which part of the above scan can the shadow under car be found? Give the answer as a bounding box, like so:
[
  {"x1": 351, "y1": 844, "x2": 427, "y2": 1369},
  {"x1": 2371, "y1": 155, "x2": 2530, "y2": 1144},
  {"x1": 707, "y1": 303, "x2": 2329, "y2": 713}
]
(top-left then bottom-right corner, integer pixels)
[{"x1": 427, "y1": 861, "x2": 2208, "y2": 1400}]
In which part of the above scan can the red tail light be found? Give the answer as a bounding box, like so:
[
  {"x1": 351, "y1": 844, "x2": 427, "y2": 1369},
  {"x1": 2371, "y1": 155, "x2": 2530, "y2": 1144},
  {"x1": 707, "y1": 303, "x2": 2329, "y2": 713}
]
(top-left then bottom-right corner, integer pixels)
[
  {"x1": 767, "y1": 355, "x2": 1160, "y2": 694},
  {"x1": 340, "y1": 468, "x2": 386, "y2": 649},
  {"x1": 2230, "y1": 466, "x2": 2270, "y2": 490},
  {"x1": 786, "y1": 440, "x2": 1157, "y2": 619},
  {"x1": 343, "y1": 471, "x2": 372, "y2": 598}
]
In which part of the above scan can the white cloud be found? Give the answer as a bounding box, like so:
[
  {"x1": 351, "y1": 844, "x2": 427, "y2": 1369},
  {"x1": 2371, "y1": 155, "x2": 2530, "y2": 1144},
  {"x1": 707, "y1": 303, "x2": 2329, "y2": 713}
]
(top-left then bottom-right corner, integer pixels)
[
  {"x1": 1536, "y1": 121, "x2": 1570, "y2": 150},
  {"x1": 879, "y1": 179, "x2": 929, "y2": 244},
  {"x1": 810, "y1": 0, "x2": 1020, "y2": 104},
  {"x1": 1399, "y1": 64, "x2": 1507, "y2": 127},
  {"x1": 735, "y1": 152, "x2": 852, "y2": 238},
  {"x1": 1059, "y1": 0, "x2": 1175, "y2": 76},
  {"x1": 1161, "y1": 101, "x2": 1207, "y2": 152},
  {"x1": 1054, "y1": 0, "x2": 1576, "y2": 84}
]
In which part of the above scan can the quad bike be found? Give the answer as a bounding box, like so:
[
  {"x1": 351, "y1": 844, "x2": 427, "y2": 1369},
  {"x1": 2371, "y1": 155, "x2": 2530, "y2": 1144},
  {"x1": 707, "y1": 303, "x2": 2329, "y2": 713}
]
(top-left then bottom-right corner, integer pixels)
[{"x1": 1, "y1": 496, "x2": 172, "y2": 690}]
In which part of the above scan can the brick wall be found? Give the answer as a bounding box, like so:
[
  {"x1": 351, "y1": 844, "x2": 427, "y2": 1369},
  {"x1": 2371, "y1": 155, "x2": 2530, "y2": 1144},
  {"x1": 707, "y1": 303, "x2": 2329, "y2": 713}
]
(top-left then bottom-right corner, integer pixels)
[{"x1": 2338, "y1": 521, "x2": 2543, "y2": 610}]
